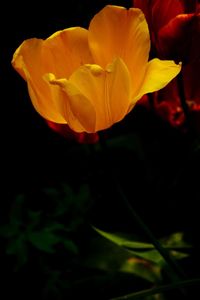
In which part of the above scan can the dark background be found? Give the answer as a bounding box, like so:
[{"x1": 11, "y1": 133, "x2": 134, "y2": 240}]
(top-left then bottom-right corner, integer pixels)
[{"x1": 1, "y1": 1, "x2": 200, "y2": 299}]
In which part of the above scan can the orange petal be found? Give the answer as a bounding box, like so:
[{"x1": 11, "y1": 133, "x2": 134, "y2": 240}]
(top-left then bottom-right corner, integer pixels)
[
  {"x1": 11, "y1": 28, "x2": 93, "y2": 124},
  {"x1": 46, "y1": 74, "x2": 96, "y2": 133},
  {"x1": 12, "y1": 39, "x2": 66, "y2": 123},
  {"x1": 88, "y1": 5, "x2": 150, "y2": 94},
  {"x1": 48, "y1": 58, "x2": 132, "y2": 132},
  {"x1": 70, "y1": 58, "x2": 132, "y2": 131},
  {"x1": 43, "y1": 27, "x2": 93, "y2": 78},
  {"x1": 132, "y1": 58, "x2": 181, "y2": 106}
]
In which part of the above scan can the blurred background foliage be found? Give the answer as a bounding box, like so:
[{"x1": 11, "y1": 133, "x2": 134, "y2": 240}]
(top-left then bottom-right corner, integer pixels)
[{"x1": 1, "y1": 0, "x2": 200, "y2": 299}]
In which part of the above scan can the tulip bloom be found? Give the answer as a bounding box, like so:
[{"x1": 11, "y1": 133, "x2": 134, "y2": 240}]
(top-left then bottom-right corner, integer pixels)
[
  {"x1": 134, "y1": 0, "x2": 200, "y2": 128},
  {"x1": 12, "y1": 5, "x2": 180, "y2": 133}
]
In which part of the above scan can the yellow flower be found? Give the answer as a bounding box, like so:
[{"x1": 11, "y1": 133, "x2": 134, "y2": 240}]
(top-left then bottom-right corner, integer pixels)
[{"x1": 12, "y1": 5, "x2": 181, "y2": 133}]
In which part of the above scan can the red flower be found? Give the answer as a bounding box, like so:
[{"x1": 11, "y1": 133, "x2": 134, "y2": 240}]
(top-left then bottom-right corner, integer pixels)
[
  {"x1": 134, "y1": 0, "x2": 200, "y2": 62},
  {"x1": 134, "y1": 0, "x2": 200, "y2": 130},
  {"x1": 46, "y1": 120, "x2": 99, "y2": 144}
]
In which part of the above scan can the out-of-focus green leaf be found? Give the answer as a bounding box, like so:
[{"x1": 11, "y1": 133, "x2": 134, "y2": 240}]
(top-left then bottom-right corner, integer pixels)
[
  {"x1": 0, "y1": 197, "x2": 38, "y2": 239},
  {"x1": 6, "y1": 235, "x2": 28, "y2": 270},
  {"x1": 93, "y1": 228, "x2": 190, "y2": 269},
  {"x1": 27, "y1": 210, "x2": 41, "y2": 230},
  {"x1": 128, "y1": 249, "x2": 189, "y2": 268},
  {"x1": 44, "y1": 183, "x2": 90, "y2": 221},
  {"x1": 84, "y1": 237, "x2": 161, "y2": 283},
  {"x1": 44, "y1": 185, "x2": 73, "y2": 217},
  {"x1": 28, "y1": 230, "x2": 60, "y2": 253},
  {"x1": 0, "y1": 224, "x2": 19, "y2": 237},
  {"x1": 63, "y1": 239, "x2": 79, "y2": 254},
  {"x1": 6, "y1": 235, "x2": 25, "y2": 255},
  {"x1": 74, "y1": 184, "x2": 90, "y2": 210},
  {"x1": 145, "y1": 294, "x2": 165, "y2": 300},
  {"x1": 45, "y1": 223, "x2": 67, "y2": 232},
  {"x1": 160, "y1": 232, "x2": 191, "y2": 249},
  {"x1": 120, "y1": 257, "x2": 161, "y2": 283},
  {"x1": 128, "y1": 250, "x2": 164, "y2": 265},
  {"x1": 107, "y1": 133, "x2": 145, "y2": 160},
  {"x1": 94, "y1": 228, "x2": 190, "y2": 251}
]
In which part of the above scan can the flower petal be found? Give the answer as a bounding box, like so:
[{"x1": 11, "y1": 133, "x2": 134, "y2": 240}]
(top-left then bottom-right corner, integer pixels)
[
  {"x1": 152, "y1": 0, "x2": 184, "y2": 31},
  {"x1": 88, "y1": 5, "x2": 150, "y2": 94},
  {"x1": 183, "y1": 61, "x2": 200, "y2": 103},
  {"x1": 48, "y1": 58, "x2": 132, "y2": 132},
  {"x1": 158, "y1": 13, "x2": 200, "y2": 63},
  {"x1": 44, "y1": 27, "x2": 93, "y2": 77},
  {"x1": 133, "y1": 58, "x2": 181, "y2": 104},
  {"x1": 153, "y1": 79, "x2": 185, "y2": 127},
  {"x1": 12, "y1": 39, "x2": 66, "y2": 123},
  {"x1": 46, "y1": 74, "x2": 96, "y2": 133},
  {"x1": 11, "y1": 28, "x2": 93, "y2": 124},
  {"x1": 70, "y1": 58, "x2": 132, "y2": 131}
]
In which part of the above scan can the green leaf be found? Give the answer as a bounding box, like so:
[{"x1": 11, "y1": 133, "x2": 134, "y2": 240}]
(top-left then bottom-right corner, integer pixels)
[
  {"x1": 93, "y1": 228, "x2": 190, "y2": 268},
  {"x1": 28, "y1": 230, "x2": 60, "y2": 253},
  {"x1": 26, "y1": 210, "x2": 41, "y2": 231},
  {"x1": 84, "y1": 237, "x2": 161, "y2": 283},
  {"x1": 107, "y1": 133, "x2": 144, "y2": 158},
  {"x1": 120, "y1": 257, "x2": 161, "y2": 283},
  {"x1": 144, "y1": 294, "x2": 165, "y2": 300},
  {"x1": 45, "y1": 223, "x2": 67, "y2": 232},
  {"x1": 63, "y1": 239, "x2": 79, "y2": 254},
  {"x1": 45, "y1": 183, "x2": 90, "y2": 220},
  {"x1": 128, "y1": 249, "x2": 164, "y2": 265},
  {"x1": 93, "y1": 228, "x2": 154, "y2": 249},
  {"x1": 161, "y1": 232, "x2": 191, "y2": 249},
  {"x1": 43, "y1": 185, "x2": 72, "y2": 217},
  {"x1": 0, "y1": 224, "x2": 19, "y2": 238},
  {"x1": 6, "y1": 235, "x2": 28, "y2": 270},
  {"x1": 6, "y1": 235, "x2": 25, "y2": 255}
]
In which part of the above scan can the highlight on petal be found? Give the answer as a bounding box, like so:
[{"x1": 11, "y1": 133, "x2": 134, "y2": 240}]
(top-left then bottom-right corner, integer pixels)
[
  {"x1": 47, "y1": 58, "x2": 132, "y2": 132},
  {"x1": 133, "y1": 58, "x2": 181, "y2": 104},
  {"x1": 89, "y1": 5, "x2": 150, "y2": 93},
  {"x1": 44, "y1": 27, "x2": 93, "y2": 78}
]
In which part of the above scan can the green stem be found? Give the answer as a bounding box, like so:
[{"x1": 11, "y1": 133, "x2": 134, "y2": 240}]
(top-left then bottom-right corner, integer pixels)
[
  {"x1": 117, "y1": 184, "x2": 186, "y2": 282},
  {"x1": 110, "y1": 277, "x2": 200, "y2": 300}
]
